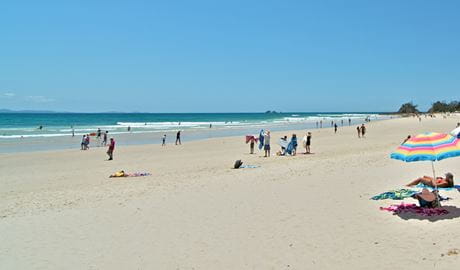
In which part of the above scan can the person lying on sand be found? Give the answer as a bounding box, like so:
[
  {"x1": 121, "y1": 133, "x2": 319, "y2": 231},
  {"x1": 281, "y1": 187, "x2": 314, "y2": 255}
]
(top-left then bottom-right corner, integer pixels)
[{"x1": 406, "y1": 173, "x2": 454, "y2": 188}]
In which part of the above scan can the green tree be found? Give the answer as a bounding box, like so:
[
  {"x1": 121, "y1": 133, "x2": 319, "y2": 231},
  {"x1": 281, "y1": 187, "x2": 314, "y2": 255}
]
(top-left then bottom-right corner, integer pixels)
[{"x1": 398, "y1": 102, "x2": 419, "y2": 114}]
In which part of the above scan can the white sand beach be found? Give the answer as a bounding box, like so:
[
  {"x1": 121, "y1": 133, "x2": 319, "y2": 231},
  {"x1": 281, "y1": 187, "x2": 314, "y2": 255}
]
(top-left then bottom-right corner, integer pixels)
[{"x1": 1, "y1": 116, "x2": 460, "y2": 269}]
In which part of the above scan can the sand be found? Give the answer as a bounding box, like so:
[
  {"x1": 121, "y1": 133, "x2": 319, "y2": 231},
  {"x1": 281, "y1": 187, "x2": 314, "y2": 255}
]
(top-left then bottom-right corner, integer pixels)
[{"x1": 1, "y1": 116, "x2": 460, "y2": 269}]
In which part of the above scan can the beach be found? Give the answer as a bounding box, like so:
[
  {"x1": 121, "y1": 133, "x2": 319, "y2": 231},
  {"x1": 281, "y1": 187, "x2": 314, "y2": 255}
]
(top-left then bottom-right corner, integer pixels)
[{"x1": 1, "y1": 116, "x2": 460, "y2": 269}]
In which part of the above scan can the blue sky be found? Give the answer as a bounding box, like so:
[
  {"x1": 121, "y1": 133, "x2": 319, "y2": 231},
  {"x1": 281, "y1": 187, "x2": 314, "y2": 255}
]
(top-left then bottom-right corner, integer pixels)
[{"x1": 0, "y1": 0, "x2": 459, "y2": 112}]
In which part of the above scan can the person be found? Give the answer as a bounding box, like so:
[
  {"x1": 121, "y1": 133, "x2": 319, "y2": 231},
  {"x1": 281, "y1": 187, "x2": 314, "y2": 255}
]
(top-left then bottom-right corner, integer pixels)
[
  {"x1": 103, "y1": 131, "x2": 108, "y2": 146},
  {"x1": 279, "y1": 135, "x2": 288, "y2": 155},
  {"x1": 209, "y1": 123, "x2": 212, "y2": 128},
  {"x1": 316, "y1": 122, "x2": 318, "y2": 128},
  {"x1": 320, "y1": 120, "x2": 322, "y2": 128},
  {"x1": 305, "y1": 132, "x2": 311, "y2": 154},
  {"x1": 360, "y1": 124, "x2": 366, "y2": 137},
  {"x1": 357, "y1": 126, "x2": 361, "y2": 138},
  {"x1": 412, "y1": 189, "x2": 440, "y2": 208},
  {"x1": 176, "y1": 131, "x2": 181, "y2": 145},
  {"x1": 85, "y1": 134, "x2": 89, "y2": 150},
  {"x1": 81, "y1": 135, "x2": 86, "y2": 150},
  {"x1": 341, "y1": 119, "x2": 344, "y2": 126},
  {"x1": 263, "y1": 130, "x2": 271, "y2": 157},
  {"x1": 331, "y1": 121, "x2": 334, "y2": 127},
  {"x1": 406, "y1": 173, "x2": 454, "y2": 188},
  {"x1": 127, "y1": 126, "x2": 131, "y2": 132},
  {"x1": 162, "y1": 134, "x2": 166, "y2": 146},
  {"x1": 249, "y1": 137, "x2": 256, "y2": 154},
  {"x1": 402, "y1": 135, "x2": 411, "y2": 144},
  {"x1": 107, "y1": 137, "x2": 115, "y2": 160},
  {"x1": 38, "y1": 125, "x2": 43, "y2": 130},
  {"x1": 97, "y1": 128, "x2": 101, "y2": 139},
  {"x1": 457, "y1": 122, "x2": 460, "y2": 128},
  {"x1": 348, "y1": 118, "x2": 351, "y2": 126},
  {"x1": 334, "y1": 123, "x2": 338, "y2": 133},
  {"x1": 71, "y1": 125, "x2": 75, "y2": 137},
  {"x1": 290, "y1": 134, "x2": 298, "y2": 156}
]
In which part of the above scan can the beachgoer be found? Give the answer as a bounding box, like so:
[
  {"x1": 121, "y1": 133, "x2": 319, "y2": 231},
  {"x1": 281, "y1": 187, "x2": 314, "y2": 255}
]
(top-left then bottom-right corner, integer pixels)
[
  {"x1": 81, "y1": 135, "x2": 86, "y2": 150},
  {"x1": 127, "y1": 126, "x2": 131, "y2": 132},
  {"x1": 357, "y1": 126, "x2": 361, "y2": 138},
  {"x1": 263, "y1": 130, "x2": 271, "y2": 157},
  {"x1": 402, "y1": 135, "x2": 411, "y2": 144},
  {"x1": 334, "y1": 123, "x2": 338, "y2": 133},
  {"x1": 331, "y1": 121, "x2": 334, "y2": 127},
  {"x1": 306, "y1": 132, "x2": 311, "y2": 154},
  {"x1": 290, "y1": 134, "x2": 298, "y2": 156},
  {"x1": 71, "y1": 126, "x2": 75, "y2": 137},
  {"x1": 320, "y1": 120, "x2": 322, "y2": 128},
  {"x1": 103, "y1": 131, "x2": 108, "y2": 146},
  {"x1": 360, "y1": 124, "x2": 366, "y2": 137},
  {"x1": 85, "y1": 134, "x2": 90, "y2": 149},
  {"x1": 280, "y1": 135, "x2": 288, "y2": 155},
  {"x1": 412, "y1": 189, "x2": 440, "y2": 208},
  {"x1": 209, "y1": 123, "x2": 212, "y2": 128},
  {"x1": 107, "y1": 137, "x2": 115, "y2": 160},
  {"x1": 316, "y1": 122, "x2": 318, "y2": 128},
  {"x1": 38, "y1": 125, "x2": 43, "y2": 130},
  {"x1": 97, "y1": 128, "x2": 101, "y2": 139},
  {"x1": 341, "y1": 119, "x2": 344, "y2": 126},
  {"x1": 162, "y1": 134, "x2": 166, "y2": 146},
  {"x1": 348, "y1": 118, "x2": 351, "y2": 126},
  {"x1": 176, "y1": 131, "x2": 181, "y2": 145},
  {"x1": 249, "y1": 137, "x2": 255, "y2": 154},
  {"x1": 406, "y1": 173, "x2": 454, "y2": 188}
]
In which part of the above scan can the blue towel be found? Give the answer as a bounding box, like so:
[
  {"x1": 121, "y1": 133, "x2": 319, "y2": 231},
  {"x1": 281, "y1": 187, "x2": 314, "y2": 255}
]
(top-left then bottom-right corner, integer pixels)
[
  {"x1": 285, "y1": 138, "x2": 298, "y2": 155},
  {"x1": 415, "y1": 183, "x2": 460, "y2": 191},
  {"x1": 258, "y1": 130, "x2": 264, "y2": 150},
  {"x1": 240, "y1": 165, "x2": 260, "y2": 169}
]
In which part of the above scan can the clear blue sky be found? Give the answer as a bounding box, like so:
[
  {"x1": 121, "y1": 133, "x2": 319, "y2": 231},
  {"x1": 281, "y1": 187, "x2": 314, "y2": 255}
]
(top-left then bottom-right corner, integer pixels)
[{"x1": 1, "y1": 0, "x2": 459, "y2": 112}]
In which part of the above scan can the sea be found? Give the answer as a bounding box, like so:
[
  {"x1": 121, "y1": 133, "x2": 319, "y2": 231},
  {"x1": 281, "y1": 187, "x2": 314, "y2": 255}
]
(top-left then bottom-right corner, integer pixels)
[{"x1": 0, "y1": 112, "x2": 391, "y2": 153}]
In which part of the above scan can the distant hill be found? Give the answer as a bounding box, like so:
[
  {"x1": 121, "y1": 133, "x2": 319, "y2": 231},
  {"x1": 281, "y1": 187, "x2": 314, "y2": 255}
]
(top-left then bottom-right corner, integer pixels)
[{"x1": 0, "y1": 109, "x2": 61, "y2": 113}]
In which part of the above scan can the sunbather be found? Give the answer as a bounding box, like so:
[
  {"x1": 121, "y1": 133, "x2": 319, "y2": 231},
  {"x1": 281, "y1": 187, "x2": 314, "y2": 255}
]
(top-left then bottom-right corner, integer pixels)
[{"x1": 406, "y1": 173, "x2": 454, "y2": 188}]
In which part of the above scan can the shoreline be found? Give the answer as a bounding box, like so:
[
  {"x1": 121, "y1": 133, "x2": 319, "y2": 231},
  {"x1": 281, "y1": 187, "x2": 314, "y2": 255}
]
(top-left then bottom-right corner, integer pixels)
[{"x1": 0, "y1": 116, "x2": 392, "y2": 154}]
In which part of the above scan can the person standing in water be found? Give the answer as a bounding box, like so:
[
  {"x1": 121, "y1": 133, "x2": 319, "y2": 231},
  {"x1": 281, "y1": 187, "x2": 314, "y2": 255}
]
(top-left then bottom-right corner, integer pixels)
[
  {"x1": 348, "y1": 118, "x2": 351, "y2": 126},
  {"x1": 103, "y1": 131, "x2": 108, "y2": 146},
  {"x1": 162, "y1": 134, "x2": 166, "y2": 146},
  {"x1": 71, "y1": 126, "x2": 75, "y2": 137},
  {"x1": 107, "y1": 137, "x2": 115, "y2": 160},
  {"x1": 176, "y1": 131, "x2": 181, "y2": 145}
]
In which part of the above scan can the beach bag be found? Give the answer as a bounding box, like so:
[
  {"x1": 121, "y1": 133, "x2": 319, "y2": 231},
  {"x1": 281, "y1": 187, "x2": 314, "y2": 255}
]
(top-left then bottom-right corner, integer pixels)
[{"x1": 234, "y1": 160, "x2": 243, "y2": 169}]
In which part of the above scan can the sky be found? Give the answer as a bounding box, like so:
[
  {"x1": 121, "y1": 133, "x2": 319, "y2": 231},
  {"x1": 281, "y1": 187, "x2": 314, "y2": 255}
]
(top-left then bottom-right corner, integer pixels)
[{"x1": 0, "y1": 0, "x2": 459, "y2": 113}]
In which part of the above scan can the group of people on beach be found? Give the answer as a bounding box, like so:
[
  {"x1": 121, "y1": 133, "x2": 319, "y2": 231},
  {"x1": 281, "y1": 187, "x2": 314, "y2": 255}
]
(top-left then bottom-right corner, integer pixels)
[
  {"x1": 357, "y1": 124, "x2": 366, "y2": 138},
  {"x1": 161, "y1": 131, "x2": 182, "y2": 146},
  {"x1": 79, "y1": 128, "x2": 115, "y2": 160},
  {"x1": 249, "y1": 130, "x2": 312, "y2": 157}
]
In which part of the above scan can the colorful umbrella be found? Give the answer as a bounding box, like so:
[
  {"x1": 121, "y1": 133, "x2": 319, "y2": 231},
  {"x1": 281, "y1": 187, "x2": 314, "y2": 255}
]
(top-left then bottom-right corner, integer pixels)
[
  {"x1": 391, "y1": 132, "x2": 460, "y2": 162},
  {"x1": 390, "y1": 132, "x2": 460, "y2": 205}
]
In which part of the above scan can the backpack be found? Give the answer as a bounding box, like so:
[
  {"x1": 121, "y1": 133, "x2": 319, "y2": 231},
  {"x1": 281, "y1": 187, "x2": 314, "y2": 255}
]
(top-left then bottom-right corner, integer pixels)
[{"x1": 234, "y1": 160, "x2": 243, "y2": 169}]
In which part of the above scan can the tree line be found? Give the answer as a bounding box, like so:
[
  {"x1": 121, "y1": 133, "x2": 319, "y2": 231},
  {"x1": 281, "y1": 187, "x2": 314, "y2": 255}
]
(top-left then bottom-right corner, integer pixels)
[{"x1": 397, "y1": 101, "x2": 460, "y2": 114}]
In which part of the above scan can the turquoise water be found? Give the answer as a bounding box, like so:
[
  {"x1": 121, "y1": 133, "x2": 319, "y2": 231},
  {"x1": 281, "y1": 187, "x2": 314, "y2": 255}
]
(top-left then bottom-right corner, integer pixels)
[{"x1": 0, "y1": 112, "x2": 384, "y2": 139}]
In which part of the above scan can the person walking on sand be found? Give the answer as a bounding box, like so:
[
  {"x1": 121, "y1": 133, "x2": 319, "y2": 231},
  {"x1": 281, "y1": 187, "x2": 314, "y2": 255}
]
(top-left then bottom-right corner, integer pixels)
[
  {"x1": 304, "y1": 132, "x2": 312, "y2": 154},
  {"x1": 107, "y1": 137, "x2": 115, "y2": 160},
  {"x1": 176, "y1": 131, "x2": 181, "y2": 145},
  {"x1": 81, "y1": 135, "x2": 86, "y2": 150},
  {"x1": 357, "y1": 126, "x2": 361, "y2": 138},
  {"x1": 263, "y1": 130, "x2": 271, "y2": 157},
  {"x1": 334, "y1": 123, "x2": 338, "y2": 133},
  {"x1": 361, "y1": 124, "x2": 366, "y2": 137},
  {"x1": 85, "y1": 134, "x2": 90, "y2": 149},
  {"x1": 162, "y1": 134, "x2": 166, "y2": 146}
]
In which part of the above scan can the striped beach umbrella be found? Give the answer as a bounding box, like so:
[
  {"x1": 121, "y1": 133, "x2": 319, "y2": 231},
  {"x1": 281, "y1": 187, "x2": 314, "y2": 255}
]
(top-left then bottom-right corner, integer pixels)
[
  {"x1": 391, "y1": 132, "x2": 460, "y2": 162},
  {"x1": 390, "y1": 133, "x2": 460, "y2": 204}
]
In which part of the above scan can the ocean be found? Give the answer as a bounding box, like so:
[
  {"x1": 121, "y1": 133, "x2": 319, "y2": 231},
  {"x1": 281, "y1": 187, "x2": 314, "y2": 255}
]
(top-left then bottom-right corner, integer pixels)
[{"x1": 0, "y1": 112, "x2": 386, "y2": 139}]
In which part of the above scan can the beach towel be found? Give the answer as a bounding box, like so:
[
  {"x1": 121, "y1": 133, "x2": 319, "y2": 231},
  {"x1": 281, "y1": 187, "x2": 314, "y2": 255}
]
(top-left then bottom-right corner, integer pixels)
[
  {"x1": 415, "y1": 183, "x2": 460, "y2": 191},
  {"x1": 240, "y1": 165, "x2": 260, "y2": 169},
  {"x1": 371, "y1": 189, "x2": 418, "y2": 200},
  {"x1": 109, "y1": 171, "x2": 151, "y2": 178},
  {"x1": 258, "y1": 130, "x2": 264, "y2": 150},
  {"x1": 371, "y1": 189, "x2": 451, "y2": 201},
  {"x1": 380, "y1": 203, "x2": 449, "y2": 216},
  {"x1": 245, "y1": 135, "x2": 259, "y2": 144}
]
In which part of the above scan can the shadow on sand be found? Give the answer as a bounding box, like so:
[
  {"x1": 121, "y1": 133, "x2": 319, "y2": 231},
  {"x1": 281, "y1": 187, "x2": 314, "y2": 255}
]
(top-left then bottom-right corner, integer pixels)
[{"x1": 394, "y1": 205, "x2": 460, "y2": 222}]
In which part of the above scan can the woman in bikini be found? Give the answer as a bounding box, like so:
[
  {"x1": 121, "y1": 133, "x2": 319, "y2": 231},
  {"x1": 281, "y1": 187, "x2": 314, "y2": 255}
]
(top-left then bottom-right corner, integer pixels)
[{"x1": 406, "y1": 173, "x2": 454, "y2": 188}]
